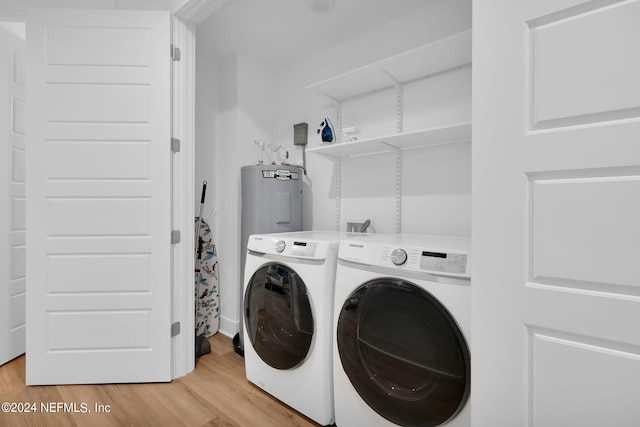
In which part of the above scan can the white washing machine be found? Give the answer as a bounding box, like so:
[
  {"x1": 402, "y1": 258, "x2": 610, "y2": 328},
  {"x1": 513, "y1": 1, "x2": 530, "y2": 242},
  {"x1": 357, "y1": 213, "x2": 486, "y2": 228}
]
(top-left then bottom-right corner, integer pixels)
[
  {"x1": 333, "y1": 234, "x2": 472, "y2": 427},
  {"x1": 243, "y1": 231, "x2": 353, "y2": 426}
]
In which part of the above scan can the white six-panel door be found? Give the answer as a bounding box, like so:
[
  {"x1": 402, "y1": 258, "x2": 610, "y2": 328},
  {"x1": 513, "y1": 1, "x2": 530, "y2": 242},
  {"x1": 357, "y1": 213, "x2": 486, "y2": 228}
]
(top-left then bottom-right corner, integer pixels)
[
  {"x1": 26, "y1": 9, "x2": 172, "y2": 384},
  {"x1": 0, "y1": 25, "x2": 26, "y2": 367},
  {"x1": 473, "y1": 0, "x2": 640, "y2": 425}
]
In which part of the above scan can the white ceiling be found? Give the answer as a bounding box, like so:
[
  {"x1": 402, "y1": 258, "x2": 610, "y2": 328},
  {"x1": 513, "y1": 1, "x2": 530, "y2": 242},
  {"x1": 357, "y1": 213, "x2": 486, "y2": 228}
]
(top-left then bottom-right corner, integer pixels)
[{"x1": 196, "y1": 0, "x2": 434, "y2": 69}]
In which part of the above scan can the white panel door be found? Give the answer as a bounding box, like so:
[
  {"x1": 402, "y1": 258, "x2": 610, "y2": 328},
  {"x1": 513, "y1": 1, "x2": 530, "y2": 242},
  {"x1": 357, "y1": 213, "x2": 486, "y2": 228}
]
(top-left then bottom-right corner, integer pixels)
[
  {"x1": 473, "y1": 0, "x2": 640, "y2": 426},
  {"x1": 26, "y1": 9, "x2": 172, "y2": 384},
  {"x1": 0, "y1": 26, "x2": 26, "y2": 367}
]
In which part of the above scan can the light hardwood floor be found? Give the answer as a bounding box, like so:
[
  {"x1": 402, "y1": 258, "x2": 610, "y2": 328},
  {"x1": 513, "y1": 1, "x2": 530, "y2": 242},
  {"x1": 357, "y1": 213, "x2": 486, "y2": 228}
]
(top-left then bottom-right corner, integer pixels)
[{"x1": 0, "y1": 334, "x2": 324, "y2": 427}]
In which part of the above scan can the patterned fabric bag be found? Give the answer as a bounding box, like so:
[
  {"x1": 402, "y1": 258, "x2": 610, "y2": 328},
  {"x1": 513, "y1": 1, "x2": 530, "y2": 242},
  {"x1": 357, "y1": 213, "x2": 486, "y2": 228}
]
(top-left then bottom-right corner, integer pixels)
[{"x1": 195, "y1": 217, "x2": 220, "y2": 337}]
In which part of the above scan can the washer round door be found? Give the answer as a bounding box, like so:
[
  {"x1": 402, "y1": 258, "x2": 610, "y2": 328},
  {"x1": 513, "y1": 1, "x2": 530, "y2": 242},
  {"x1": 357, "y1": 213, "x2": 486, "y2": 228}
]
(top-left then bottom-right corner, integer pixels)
[
  {"x1": 244, "y1": 262, "x2": 314, "y2": 370},
  {"x1": 337, "y1": 278, "x2": 470, "y2": 427}
]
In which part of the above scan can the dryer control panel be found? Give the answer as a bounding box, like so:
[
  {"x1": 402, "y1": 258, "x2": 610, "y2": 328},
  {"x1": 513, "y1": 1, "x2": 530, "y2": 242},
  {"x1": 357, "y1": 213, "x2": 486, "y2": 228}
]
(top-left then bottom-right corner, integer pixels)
[
  {"x1": 379, "y1": 246, "x2": 469, "y2": 277},
  {"x1": 251, "y1": 236, "x2": 319, "y2": 258},
  {"x1": 289, "y1": 241, "x2": 318, "y2": 257},
  {"x1": 380, "y1": 246, "x2": 468, "y2": 276},
  {"x1": 247, "y1": 233, "x2": 344, "y2": 261},
  {"x1": 419, "y1": 251, "x2": 467, "y2": 275},
  {"x1": 340, "y1": 235, "x2": 472, "y2": 279}
]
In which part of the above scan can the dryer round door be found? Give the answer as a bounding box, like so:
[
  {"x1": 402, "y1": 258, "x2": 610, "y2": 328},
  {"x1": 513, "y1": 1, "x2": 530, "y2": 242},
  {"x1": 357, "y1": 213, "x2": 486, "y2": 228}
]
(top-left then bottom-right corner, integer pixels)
[
  {"x1": 336, "y1": 278, "x2": 470, "y2": 427},
  {"x1": 244, "y1": 262, "x2": 314, "y2": 370}
]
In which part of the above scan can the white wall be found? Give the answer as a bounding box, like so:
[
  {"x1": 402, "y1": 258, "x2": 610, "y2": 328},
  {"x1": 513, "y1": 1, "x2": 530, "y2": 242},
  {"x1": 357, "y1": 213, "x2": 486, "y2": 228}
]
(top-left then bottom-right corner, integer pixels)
[
  {"x1": 236, "y1": 55, "x2": 277, "y2": 165},
  {"x1": 271, "y1": 0, "x2": 472, "y2": 235},
  {"x1": 196, "y1": 0, "x2": 473, "y2": 335},
  {"x1": 195, "y1": 54, "x2": 218, "y2": 220},
  {"x1": 195, "y1": 49, "x2": 279, "y2": 336},
  {"x1": 330, "y1": 69, "x2": 472, "y2": 236},
  {"x1": 215, "y1": 56, "x2": 239, "y2": 336}
]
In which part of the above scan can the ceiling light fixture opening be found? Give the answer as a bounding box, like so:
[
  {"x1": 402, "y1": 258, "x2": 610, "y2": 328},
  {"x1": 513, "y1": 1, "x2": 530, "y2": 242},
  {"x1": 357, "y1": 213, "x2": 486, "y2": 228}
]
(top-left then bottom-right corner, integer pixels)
[{"x1": 308, "y1": 0, "x2": 335, "y2": 13}]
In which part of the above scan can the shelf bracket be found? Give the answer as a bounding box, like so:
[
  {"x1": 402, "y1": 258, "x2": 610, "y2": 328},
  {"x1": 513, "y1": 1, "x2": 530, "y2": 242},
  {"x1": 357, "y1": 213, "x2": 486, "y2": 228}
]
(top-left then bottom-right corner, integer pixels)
[
  {"x1": 381, "y1": 69, "x2": 401, "y2": 90},
  {"x1": 395, "y1": 151, "x2": 402, "y2": 233},
  {"x1": 382, "y1": 69, "x2": 403, "y2": 134},
  {"x1": 404, "y1": 62, "x2": 472, "y2": 87},
  {"x1": 394, "y1": 149, "x2": 402, "y2": 234},
  {"x1": 380, "y1": 141, "x2": 401, "y2": 152},
  {"x1": 335, "y1": 102, "x2": 342, "y2": 144},
  {"x1": 334, "y1": 157, "x2": 341, "y2": 232},
  {"x1": 380, "y1": 140, "x2": 402, "y2": 234},
  {"x1": 316, "y1": 90, "x2": 340, "y2": 106}
]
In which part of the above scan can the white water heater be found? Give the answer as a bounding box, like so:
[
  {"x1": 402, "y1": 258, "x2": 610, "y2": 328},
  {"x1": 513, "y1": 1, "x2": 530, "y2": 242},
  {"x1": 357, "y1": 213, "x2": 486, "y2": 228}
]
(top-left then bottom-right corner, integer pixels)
[{"x1": 240, "y1": 165, "x2": 303, "y2": 252}]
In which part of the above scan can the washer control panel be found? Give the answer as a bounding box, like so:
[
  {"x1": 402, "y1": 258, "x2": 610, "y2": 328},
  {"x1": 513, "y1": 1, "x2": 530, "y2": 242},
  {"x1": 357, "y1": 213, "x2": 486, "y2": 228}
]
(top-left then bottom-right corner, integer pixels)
[{"x1": 419, "y1": 251, "x2": 467, "y2": 275}]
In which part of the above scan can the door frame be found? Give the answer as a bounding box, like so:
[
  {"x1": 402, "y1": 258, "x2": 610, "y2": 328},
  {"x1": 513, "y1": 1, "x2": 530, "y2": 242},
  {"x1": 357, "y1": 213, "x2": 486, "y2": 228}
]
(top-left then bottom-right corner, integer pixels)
[
  {"x1": 0, "y1": 1, "x2": 214, "y2": 379},
  {"x1": 0, "y1": 18, "x2": 26, "y2": 367},
  {"x1": 171, "y1": 15, "x2": 196, "y2": 379},
  {"x1": 171, "y1": 0, "x2": 228, "y2": 377}
]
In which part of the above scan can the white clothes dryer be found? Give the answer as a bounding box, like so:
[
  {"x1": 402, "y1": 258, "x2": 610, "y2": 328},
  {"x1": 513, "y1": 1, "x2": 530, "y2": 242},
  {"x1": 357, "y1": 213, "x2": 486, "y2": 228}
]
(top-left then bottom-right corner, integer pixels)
[
  {"x1": 333, "y1": 234, "x2": 472, "y2": 427},
  {"x1": 243, "y1": 231, "x2": 353, "y2": 426}
]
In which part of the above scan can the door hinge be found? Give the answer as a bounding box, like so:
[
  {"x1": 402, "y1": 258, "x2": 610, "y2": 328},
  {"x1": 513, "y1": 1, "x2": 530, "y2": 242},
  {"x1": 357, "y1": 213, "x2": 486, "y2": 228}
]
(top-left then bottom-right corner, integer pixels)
[
  {"x1": 171, "y1": 230, "x2": 181, "y2": 244},
  {"x1": 171, "y1": 138, "x2": 181, "y2": 153},
  {"x1": 171, "y1": 44, "x2": 181, "y2": 61},
  {"x1": 171, "y1": 322, "x2": 181, "y2": 338}
]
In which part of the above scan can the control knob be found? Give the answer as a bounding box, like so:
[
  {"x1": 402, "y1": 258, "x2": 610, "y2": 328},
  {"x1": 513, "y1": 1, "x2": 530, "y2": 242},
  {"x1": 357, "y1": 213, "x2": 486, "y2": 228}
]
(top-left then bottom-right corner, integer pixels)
[
  {"x1": 391, "y1": 248, "x2": 407, "y2": 266},
  {"x1": 275, "y1": 240, "x2": 286, "y2": 253}
]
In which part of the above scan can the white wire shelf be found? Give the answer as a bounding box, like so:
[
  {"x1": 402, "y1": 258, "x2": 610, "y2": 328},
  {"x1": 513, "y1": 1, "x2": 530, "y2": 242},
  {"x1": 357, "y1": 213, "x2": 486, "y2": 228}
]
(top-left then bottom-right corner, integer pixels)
[
  {"x1": 306, "y1": 122, "x2": 471, "y2": 159},
  {"x1": 306, "y1": 30, "x2": 472, "y2": 102}
]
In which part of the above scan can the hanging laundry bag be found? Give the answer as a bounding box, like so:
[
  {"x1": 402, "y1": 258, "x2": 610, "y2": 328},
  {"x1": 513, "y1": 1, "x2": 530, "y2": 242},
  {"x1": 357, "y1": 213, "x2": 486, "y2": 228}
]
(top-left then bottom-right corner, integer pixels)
[{"x1": 195, "y1": 217, "x2": 220, "y2": 337}]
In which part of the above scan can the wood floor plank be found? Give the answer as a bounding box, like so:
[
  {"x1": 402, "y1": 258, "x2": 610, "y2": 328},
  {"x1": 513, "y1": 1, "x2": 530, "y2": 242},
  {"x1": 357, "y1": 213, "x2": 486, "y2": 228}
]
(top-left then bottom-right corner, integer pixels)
[
  {"x1": 0, "y1": 354, "x2": 25, "y2": 395},
  {"x1": 55, "y1": 384, "x2": 123, "y2": 427},
  {"x1": 0, "y1": 384, "x2": 77, "y2": 427},
  {"x1": 0, "y1": 335, "x2": 324, "y2": 427}
]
